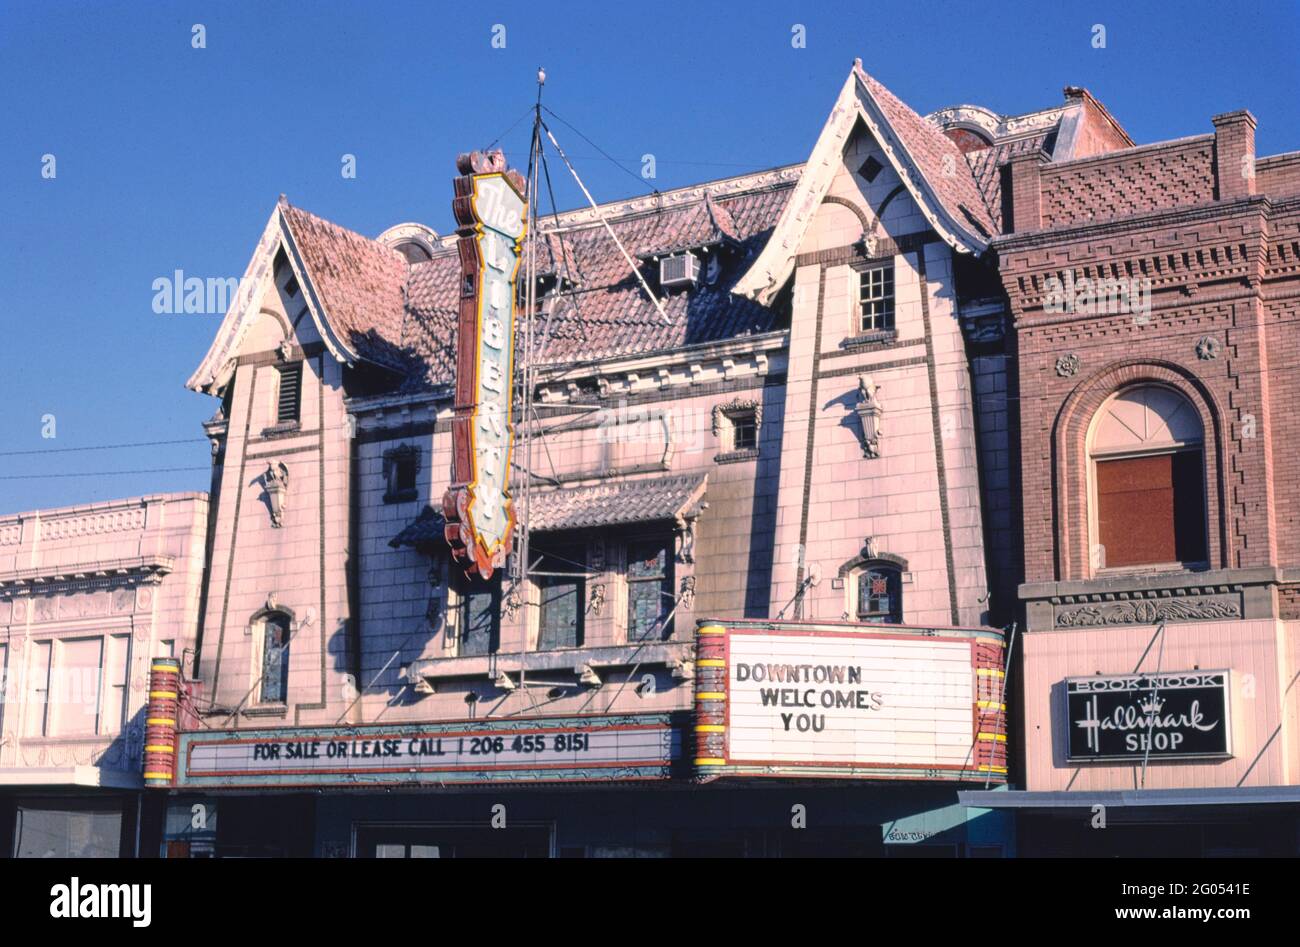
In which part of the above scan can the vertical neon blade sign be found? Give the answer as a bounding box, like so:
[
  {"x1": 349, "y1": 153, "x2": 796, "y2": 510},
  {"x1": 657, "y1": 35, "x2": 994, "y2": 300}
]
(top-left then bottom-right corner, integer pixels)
[{"x1": 444, "y1": 150, "x2": 527, "y2": 579}]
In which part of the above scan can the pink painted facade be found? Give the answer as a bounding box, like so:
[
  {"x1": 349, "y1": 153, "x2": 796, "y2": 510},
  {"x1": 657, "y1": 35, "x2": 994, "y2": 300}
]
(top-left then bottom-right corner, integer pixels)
[{"x1": 0, "y1": 493, "x2": 208, "y2": 779}]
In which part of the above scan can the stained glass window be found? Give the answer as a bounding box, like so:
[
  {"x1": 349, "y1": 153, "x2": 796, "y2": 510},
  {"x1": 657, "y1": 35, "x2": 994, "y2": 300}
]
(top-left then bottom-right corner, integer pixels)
[
  {"x1": 627, "y1": 539, "x2": 673, "y2": 641},
  {"x1": 537, "y1": 545, "x2": 585, "y2": 650},
  {"x1": 857, "y1": 567, "x2": 902, "y2": 623},
  {"x1": 261, "y1": 614, "x2": 291, "y2": 703}
]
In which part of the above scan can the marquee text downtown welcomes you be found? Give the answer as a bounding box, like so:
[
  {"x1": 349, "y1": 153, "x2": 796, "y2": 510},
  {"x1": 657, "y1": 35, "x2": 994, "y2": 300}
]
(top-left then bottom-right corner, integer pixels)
[{"x1": 734, "y1": 663, "x2": 884, "y2": 733}]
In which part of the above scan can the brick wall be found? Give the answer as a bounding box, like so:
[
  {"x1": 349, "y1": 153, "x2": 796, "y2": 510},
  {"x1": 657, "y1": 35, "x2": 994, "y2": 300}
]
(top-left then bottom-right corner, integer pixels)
[{"x1": 1039, "y1": 136, "x2": 1216, "y2": 229}]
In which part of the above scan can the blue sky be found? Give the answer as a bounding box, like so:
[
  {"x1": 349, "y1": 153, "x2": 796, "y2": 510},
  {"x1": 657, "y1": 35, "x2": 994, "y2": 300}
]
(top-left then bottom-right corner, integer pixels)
[{"x1": 1, "y1": 0, "x2": 1297, "y2": 512}]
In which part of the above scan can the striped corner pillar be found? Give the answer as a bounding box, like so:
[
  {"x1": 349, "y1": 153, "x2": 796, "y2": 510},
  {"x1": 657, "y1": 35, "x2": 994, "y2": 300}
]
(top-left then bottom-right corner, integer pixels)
[
  {"x1": 693, "y1": 623, "x2": 728, "y2": 773},
  {"x1": 143, "y1": 657, "x2": 182, "y2": 788},
  {"x1": 973, "y1": 638, "x2": 1008, "y2": 781}
]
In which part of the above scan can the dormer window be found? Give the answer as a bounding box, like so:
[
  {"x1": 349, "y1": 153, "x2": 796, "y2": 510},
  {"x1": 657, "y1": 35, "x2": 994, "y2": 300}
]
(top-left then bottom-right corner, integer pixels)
[
  {"x1": 276, "y1": 362, "x2": 302, "y2": 424},
  {"x1": 858, "y1": 263, "x2": 895, "y2": 333}
]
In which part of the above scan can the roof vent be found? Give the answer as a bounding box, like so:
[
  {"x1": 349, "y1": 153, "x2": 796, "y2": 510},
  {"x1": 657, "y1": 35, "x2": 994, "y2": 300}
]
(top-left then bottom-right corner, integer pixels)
[{"x1": 659, "y1": 252, "x2": 700, "y2": 290}]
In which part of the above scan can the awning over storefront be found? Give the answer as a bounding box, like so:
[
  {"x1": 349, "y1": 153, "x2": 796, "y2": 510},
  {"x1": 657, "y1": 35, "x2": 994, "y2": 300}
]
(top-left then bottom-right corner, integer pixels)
[
  {"x1": 390, "y1": 473, "x2": 708, "y2": 548},
  {"x1": 959, "y1": 785, "x2": 1300, "y2": 809}
]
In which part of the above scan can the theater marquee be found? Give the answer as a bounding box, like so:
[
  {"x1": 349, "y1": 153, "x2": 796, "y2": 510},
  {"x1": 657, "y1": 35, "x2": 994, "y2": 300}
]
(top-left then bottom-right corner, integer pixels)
[
  {"x1": 175, "y1": 713, "x2": 680, "y2": 788},
  {"x1": 692, "y1": 620, "x2": 1007, "y2": 781}
]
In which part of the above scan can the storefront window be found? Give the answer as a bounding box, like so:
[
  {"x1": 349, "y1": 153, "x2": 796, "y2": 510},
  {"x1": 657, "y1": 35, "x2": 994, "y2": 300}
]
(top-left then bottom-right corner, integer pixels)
[{"x1": 14, "y1": 802, "x2": 123, "y2": 858}]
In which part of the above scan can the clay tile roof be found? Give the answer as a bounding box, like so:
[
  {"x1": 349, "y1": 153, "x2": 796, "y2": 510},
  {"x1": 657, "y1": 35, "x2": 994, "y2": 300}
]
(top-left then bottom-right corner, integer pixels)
[
  {"x1": 964, "y1": 133, "x2": 1055, "y2": 231},
  {"x1": 279, "y1": 199, "x2": 412, "y2": 372},
  {"x1": 855, "y1": 64, "x2": 996, "y2": 239},
  {"x1": 389, "y1": 505, "x2": 447, "y2": 548},
  {"x1": 527, "y1": 473, "x2": 708, "y2": 532},
  {"x1": 402, "y1": 183, "x2": 792, "y2": 376}
]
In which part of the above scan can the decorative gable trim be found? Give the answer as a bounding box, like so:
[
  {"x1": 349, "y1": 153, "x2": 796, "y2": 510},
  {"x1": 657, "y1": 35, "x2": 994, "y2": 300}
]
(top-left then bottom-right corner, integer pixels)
[
  {"x1": 186, "y1": 200, "x2": 366, "y2": 396},
  {"x1": 733, "y1": 63, "x2": 991, "y2": 307}
]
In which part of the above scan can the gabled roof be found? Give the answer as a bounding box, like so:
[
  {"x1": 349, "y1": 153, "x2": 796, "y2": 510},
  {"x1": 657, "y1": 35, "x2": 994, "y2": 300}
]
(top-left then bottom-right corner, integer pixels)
[
  {"x1": 190, "y1": 170, "x2": 796, "y2": 397},
  {"x1": 733, "y1": 61, "x2": 996, "y2": 306},
  {"x1": 187, "y1": 198, "x2": 413, "y2": 394},
  {"x1": 278, "y1": 201, "x2": 410, "y2": 372}
]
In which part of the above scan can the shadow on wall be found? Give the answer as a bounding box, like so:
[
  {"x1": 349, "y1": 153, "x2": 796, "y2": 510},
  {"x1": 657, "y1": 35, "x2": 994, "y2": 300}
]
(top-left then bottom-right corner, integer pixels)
[
  {"x1": 744, "y1": 381, "x2": 786, "y2": 618},
  {"x1": 96, "y1": 704, "x2": 148, "y2": 777}
]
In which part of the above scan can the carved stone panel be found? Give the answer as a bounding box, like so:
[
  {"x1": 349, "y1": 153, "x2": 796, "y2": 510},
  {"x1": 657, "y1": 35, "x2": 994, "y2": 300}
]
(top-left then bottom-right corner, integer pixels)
[{"x1": 1053, "y1": 591, "x2": 1242, "y2": 628}]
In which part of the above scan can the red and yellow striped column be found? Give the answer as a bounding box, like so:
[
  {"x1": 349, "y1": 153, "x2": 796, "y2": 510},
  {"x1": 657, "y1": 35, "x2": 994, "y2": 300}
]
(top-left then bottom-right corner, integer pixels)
[
  {"x1": 694, "y1": 623, "x2": 728, "y2": 774},
  {"x1": 973, "y1": 638, "x2": 1008, "y2": 780},
  {"x1": 143, "y1": 657, "x2": 181, "y2": 787}
]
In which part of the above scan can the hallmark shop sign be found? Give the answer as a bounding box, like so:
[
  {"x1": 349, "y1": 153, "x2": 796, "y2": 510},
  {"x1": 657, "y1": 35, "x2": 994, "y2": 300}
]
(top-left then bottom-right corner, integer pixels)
[
  {"x1": 177, "y1": 714, "x2": 679, "y2": 788},
  {"x1": 1065, "y1": 671, "x2": 1231, "y2": 762},
  {"x1": 727, "y1": 632, "x2": 977, "y2": 771}
]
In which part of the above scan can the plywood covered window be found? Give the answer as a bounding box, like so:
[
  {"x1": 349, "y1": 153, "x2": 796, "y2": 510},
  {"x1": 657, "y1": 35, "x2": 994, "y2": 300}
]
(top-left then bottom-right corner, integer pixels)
[{"x1": 1089, "y1": 386, "x2": 1207, "y2": 570}]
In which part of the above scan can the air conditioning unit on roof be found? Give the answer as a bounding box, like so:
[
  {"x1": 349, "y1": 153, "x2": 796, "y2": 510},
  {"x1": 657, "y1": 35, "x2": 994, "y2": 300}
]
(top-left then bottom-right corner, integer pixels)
[{"x1": 659, "y1": 252, "x2": 700, "y2": 289}]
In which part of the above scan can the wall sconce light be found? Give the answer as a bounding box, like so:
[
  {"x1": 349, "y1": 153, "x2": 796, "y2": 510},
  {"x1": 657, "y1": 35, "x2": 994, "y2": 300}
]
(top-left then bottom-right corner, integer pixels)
[
  {"x1": 263, "y1": 462, "x2": 290, "y2": 527},
  {"x1": 854, "y1": 375, "x2": 883, "y2": 459}
]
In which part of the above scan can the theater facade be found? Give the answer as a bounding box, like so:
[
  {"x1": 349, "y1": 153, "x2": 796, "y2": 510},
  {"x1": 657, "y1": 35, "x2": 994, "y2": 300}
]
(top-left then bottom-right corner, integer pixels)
[
  {"x1": 151, "y1": 61, "x2": 1037, "y2": 857},
  {"x1": 8, "y1": 60, "x2": 1299, "y2": 858}
]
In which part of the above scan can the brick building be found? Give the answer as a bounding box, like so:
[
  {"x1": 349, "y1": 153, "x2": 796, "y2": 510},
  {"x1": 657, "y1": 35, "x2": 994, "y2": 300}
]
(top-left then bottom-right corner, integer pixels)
[{"x1": 960, "y1": 96, "x2": 1300, "y2": 854}]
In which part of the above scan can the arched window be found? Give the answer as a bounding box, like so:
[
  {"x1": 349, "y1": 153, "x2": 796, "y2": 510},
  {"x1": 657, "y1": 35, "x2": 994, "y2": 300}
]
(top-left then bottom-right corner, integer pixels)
[
  {"x1": 856, "y1": 565, "x2": 902, "y2": 623},
  {"x1": 1088, "y1": 385, "x2": 1207, "y2": 570},
  {"x1": 258, "y1": 612, "x2": 291, "y2": 704}
]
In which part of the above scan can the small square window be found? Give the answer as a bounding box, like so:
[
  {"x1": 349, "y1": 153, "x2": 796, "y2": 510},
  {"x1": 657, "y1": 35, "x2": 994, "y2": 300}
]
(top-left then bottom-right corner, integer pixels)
[
  {"x1": 732, "y1": 412, "x2": 758, "y2": 451},
  {"x1": 859, "y1": 156, "x2": 884, "y2": 183},
  {"x1": 383, "y1": 445, "x2": 420, "y2": 504},
  {"x1": 858, "y1": 264, "x2": 895, "y2": 334}
]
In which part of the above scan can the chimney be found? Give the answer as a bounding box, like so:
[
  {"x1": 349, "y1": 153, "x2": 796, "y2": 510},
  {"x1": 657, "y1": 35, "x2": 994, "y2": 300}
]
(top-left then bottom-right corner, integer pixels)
[
  {"x1": 1212, "y1": 110, "x2": 1257, "y2": 200},
  {"x1": 1005, "y1": 151, "x2": 1047, "y2": 233}
]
